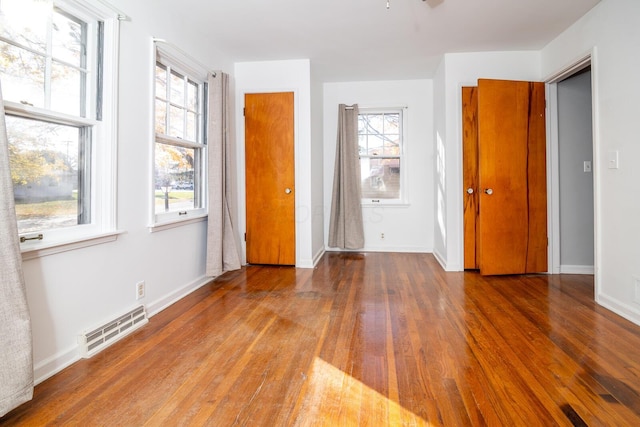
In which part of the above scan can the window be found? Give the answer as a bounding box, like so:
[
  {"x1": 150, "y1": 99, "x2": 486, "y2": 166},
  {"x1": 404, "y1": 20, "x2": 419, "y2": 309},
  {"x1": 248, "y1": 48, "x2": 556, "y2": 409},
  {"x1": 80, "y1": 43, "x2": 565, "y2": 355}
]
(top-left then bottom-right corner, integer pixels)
[
  {"x1": 358, "y1": 109, "x2": 405, "y2": 204},
  {"x1": 0, "y1": 0, "x2": 118, "y2": 251},
  {"x1": 152, "y1": 47, "x2": 206, "y2": 225}
]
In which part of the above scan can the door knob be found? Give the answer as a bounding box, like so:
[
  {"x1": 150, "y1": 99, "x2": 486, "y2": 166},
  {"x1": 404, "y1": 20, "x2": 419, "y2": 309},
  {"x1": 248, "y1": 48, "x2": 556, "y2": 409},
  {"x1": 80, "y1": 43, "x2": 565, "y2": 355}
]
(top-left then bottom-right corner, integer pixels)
[
  {"x1": 466, "y1": 188, "x2": 474, "y2": 194},
  {"x1": 484, "y1": 188, "x2": 493, "y2": 195},
  {"x1": 285, "y1": 188, "x2": 292, "y2": 194}
]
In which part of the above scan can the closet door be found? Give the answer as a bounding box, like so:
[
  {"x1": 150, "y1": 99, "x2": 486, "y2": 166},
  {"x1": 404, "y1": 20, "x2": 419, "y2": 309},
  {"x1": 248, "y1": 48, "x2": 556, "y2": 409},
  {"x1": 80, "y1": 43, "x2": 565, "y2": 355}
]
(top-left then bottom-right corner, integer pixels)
[
  {"x1": 462, "y1": 86, "x2": 480, "y2": 270},
  {"x1": 477, "y1": 79, "x2": 547, "y2": 275},
  {"x1": 245, "y1": 92, "x2": 296, "y2": 265}
]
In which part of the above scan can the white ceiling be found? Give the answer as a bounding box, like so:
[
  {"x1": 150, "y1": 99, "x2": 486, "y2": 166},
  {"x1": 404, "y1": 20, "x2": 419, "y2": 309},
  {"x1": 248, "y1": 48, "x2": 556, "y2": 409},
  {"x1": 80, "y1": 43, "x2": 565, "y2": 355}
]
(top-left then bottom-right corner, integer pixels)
[{"x1": 163, "y1": 0, "x2": 601, "y2": 81}]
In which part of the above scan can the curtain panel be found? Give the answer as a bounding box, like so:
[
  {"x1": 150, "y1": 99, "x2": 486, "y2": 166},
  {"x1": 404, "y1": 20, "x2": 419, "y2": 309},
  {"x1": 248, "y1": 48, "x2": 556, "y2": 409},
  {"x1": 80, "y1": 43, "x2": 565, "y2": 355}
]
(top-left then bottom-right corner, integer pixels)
[
  {"x1": 205, "y1": 72, "x2": 241, "y2": 277},
  {"x1": 328, "y1": 104, "x2": 365, "y2": 249},
  {"x1": 0, "y1": 82, "x2": 34, "y2": 416}
]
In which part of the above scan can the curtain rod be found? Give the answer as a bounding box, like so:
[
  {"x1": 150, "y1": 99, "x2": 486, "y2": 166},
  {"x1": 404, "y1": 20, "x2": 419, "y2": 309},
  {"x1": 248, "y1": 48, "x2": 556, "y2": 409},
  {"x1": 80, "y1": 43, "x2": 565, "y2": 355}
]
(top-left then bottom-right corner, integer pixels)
[
  {"x1": 95, "y1": 0, "x2": 130, "y2": 21},
  {"x1": 153, "y1": 38, "x2": 217, "y2": 78}
]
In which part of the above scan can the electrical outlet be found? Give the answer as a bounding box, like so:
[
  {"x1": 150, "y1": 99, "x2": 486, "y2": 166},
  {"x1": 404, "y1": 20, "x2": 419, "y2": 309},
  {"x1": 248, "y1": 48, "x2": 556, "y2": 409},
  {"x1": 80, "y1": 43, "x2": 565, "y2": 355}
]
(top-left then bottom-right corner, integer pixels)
[
  {"x1": 136, "y1": 281, "x2": 145, "y2": 300},
  {"x1": 634, "y1": 277, "x2": 640, "y2": 305},
  {"x1": 380, "y1": 232, "x2": 385, "y2": 240}
]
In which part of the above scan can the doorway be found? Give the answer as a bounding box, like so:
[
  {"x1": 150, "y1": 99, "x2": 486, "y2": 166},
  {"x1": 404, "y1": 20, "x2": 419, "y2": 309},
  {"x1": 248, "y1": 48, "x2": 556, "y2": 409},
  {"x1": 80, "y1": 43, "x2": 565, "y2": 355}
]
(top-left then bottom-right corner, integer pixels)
[
  {"x1": 547, "y1": 56, "x2": 596, "y2": 279},
  {"x1": 557, "y1": 68, "x2": 594, "y2": 274}
]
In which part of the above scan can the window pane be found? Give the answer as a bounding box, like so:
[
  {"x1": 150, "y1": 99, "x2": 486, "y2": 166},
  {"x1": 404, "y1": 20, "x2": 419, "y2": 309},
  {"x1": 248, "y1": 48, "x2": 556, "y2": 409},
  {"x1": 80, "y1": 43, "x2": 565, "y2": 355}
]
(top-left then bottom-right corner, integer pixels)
[
  {"x1": 186, "y1": 112, "x2": 196, "y2": 141},
  {"x1": 360, "y1": 157, "x2": 400, "y2": 199},
  {"x1": 52, "y1": 10, "x2": 84, "y2": 67},
  {"x1": 187, "y1": 81, "x2": 197, "y2": 110},
  {"x1": 0, "y1": 0, "x2": 51, "y2": 53},
  {"x1": 170, "y1": 71, "x2": 184, "y2": 106},
  {"x1": 365, "y1": 114, "x2": 384, "y2": 134},
  {"x1": 367, "y1": 134, "x2": 384, "y2": 156},
  {"x1": 0, "y1": 41, "x2": 46, "y2": 107},
  {"x1": 51, "y1": 62, "x2": 83, "y2": 116},
  {"x1": 155, "y1": 64, "x2": 167, "y2": 100},
  {"x1": 155, "y1": 99, "x2": 167, "y2": 134},
  {"x1": 169, "y1": 105, "x2": 184, "y2": 138},
  {"x1": 358, "y1": 116, "x2": 366, "y2": 134},
  {"x1": 6, "y1": 116, "x2": 86, "y2": 234},
  {"x1": 358, "y1": 135, "x2": 366, "y2": 155},
  {"x1": 383, "y1": 113, "x2": 399, "y2": 134},
  {"x1": 154, "y1": 143, "x2": 196, "y2": 213},
  {"x1": 384, "y1": 136, "x2": 400, "y2": 156}
]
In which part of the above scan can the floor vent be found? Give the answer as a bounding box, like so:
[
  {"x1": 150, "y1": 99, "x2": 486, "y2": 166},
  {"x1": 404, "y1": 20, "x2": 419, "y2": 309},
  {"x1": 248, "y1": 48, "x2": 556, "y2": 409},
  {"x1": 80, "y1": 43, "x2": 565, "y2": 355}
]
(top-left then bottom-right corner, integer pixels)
[{"x1": 78, "y1": 305, "x2": 148, "y2": 358}]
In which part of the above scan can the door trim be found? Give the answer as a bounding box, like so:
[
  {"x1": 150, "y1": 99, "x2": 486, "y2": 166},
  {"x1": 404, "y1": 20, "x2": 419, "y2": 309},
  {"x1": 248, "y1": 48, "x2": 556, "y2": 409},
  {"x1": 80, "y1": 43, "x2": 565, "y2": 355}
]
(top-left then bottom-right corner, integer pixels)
[
  {"x1": 238, "y1": 88, "x2": 299, "y2": 266},
  {"x1": 545, "y1": 48, "x2": 600, "y2": 300}
]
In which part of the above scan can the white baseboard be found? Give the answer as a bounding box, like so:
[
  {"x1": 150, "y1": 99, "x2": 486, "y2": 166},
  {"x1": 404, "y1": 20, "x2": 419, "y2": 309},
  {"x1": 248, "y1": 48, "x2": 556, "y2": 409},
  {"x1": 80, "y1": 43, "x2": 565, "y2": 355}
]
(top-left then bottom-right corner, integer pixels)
[
  {"x1": 560, "y1": 265, "x2": 595, "y2": 275},
  {"x1": 34, "y1": 345, "x2": 80, "y2": 385},
  {"x1": 362, "y1": 246, "x2": 431, "y2": 253},
  {"x1": 146, "y1": 275, "x2": 211, "y2": 318},
  {"x1": 597, "y1": 293, "x2": 640, "y2": 327},
  {"x1": 324, "y1": 246, "x2": 432, "y2": 254},
  {"x1": 323, "y1": 247, "x2": 432, "y2": 254},
  {"x1": 296, "y1": 247, "x2": 325, "y2": 268},
  {"x1": 433, "y1": 248, "x2": 446, "y2": 270},
  {"x1": 432, "y1": 248, "x2": 461, "y2": 271},
  {"x1": 312, "y1": 248, "x2": 325, "y2": 267}
]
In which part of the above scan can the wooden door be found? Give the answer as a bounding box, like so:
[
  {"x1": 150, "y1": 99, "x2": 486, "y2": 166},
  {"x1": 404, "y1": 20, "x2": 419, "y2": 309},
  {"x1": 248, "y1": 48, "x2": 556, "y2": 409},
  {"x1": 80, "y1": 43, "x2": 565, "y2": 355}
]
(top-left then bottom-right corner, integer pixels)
[
  {"x1": 244, "y1": 92, "x2": 295, "y2": 265},
  {"x1": 462, "y1": 86, "x2": 480, "y2": 269},
  {"x1": 477, "y1": 79, "x2": 547, "y2": 275}
]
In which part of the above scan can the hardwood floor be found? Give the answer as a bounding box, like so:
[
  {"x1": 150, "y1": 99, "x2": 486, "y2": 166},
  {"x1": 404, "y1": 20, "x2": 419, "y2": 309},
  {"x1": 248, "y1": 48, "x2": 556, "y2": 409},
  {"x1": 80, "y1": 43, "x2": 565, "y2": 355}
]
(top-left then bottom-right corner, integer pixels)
[{"x1": 3, "y1": 252, "x2": 640, "y2": 426}]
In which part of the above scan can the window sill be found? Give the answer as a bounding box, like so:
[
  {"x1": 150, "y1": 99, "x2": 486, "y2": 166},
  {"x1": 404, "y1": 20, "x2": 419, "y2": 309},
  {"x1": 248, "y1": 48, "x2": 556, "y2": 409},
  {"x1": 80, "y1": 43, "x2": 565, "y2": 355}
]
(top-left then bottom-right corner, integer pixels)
[
  {"x1": 362, "y1": 201, "x2": 410, "y2": 208},
  {"x1": 21, "y1": 230, "x2": 125, "y2": 261},
  {"x1": 148, "y1": 214, "x2": 207, "y2": 233}
]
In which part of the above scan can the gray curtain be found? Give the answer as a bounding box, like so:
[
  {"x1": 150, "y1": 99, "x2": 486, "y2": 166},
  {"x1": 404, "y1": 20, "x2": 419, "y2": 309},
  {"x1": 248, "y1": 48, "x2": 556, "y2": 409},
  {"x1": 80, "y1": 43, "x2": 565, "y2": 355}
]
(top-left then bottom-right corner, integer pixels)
[
  {"x1": 0, "y1": 82, "x2": 34, "y2": 416},
  {"x1": 328, "y1": 104, "x2": 365, "y2": 249},
  {"x1": 206, "y1": 72, "x2": 241, "y2": 277}
]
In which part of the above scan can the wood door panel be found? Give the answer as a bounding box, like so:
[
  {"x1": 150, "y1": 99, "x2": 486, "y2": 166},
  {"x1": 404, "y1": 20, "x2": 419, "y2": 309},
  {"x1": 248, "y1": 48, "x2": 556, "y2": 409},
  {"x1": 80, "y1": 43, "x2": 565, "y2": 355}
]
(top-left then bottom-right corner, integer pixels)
[
  {"x1": 245, "y1": 92, "x2": 295, "y2": 265},
  {"x1": 524, "y1": 82, "x2": 548, "y2": 273},
  {"x1": 462, "y1": 86, "x2": 480, "y2": 269},
  {"x1": 477, "y1": 79, "x2": 547, "y2": 275}
]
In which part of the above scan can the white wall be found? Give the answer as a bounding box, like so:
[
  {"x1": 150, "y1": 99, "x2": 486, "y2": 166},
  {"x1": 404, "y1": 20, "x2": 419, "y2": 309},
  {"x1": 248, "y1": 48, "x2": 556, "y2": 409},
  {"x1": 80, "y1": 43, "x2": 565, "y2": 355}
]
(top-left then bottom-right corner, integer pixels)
[
  {"x1": 310, "y1": 70, "x2": 326, "y2": 264},
  {"x1": 23, "y1": 0, "x2": 234, "y2": 383},
  {"x1": 323, "y1": 80, "x2": 434, "y2": 253},
  {"x1": 541, "y1": 0, "x2": 640, "y2": 324},
  {"x1": 434, "y1": 51, "x2": 541, "y2": 271},
  {"x1": 233, "y1": 59, "x2": 316, "y2": 268},
  {"x1": 433, "y1": 58, "x2": 447, "y2": 266}
]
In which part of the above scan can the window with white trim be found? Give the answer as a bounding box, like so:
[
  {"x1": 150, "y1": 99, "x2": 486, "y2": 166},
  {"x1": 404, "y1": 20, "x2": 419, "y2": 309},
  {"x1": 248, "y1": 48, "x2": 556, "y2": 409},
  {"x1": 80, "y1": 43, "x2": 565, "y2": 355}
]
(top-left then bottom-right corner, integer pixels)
[
  {"x1": 358, "y1": 109, "x2": 405, "y2": 204},
  {"x1": 152, "y1": 47, "x2": 206, "y2": 225},
  {"x1": 0, "y1": 0, "x2": 118, "y2": 248}
]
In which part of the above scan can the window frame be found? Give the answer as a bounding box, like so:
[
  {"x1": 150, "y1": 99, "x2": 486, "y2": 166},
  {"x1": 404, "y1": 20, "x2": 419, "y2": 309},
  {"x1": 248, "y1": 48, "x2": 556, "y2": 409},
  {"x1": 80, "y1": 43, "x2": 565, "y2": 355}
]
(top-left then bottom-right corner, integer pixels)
[
  {"x1": 150, "y1": 42, "x2": 208, "y2": 229},
  {"x1": 358, "y1": 107, "x2": 408, "y2": 206},
  {"x1": 1, "y1": 0, "x2": 121, "y2": 258}
]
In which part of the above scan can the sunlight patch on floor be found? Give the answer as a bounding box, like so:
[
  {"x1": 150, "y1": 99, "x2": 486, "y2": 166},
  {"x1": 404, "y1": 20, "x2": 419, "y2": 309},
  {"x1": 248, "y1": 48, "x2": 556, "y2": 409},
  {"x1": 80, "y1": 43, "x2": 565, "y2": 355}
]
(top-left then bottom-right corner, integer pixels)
[{"x1": 294, "y1": 357, "x2": 430, "y2": 426}]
